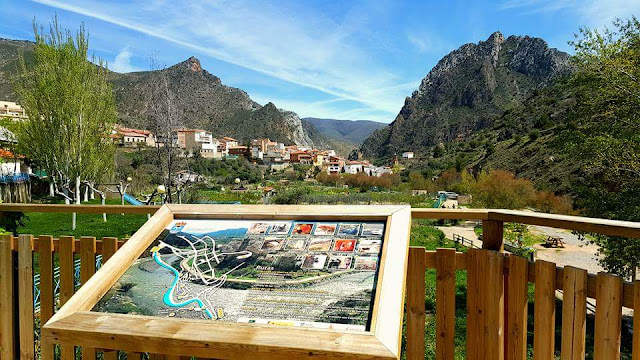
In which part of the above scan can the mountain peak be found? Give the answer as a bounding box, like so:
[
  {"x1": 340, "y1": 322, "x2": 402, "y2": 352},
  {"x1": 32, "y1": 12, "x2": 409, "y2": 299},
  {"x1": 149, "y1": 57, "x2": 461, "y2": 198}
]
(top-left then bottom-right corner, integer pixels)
[
  {"x1": 487, "y1": 31, "x2": 504, "y2": 44},
  {"x1": 172, "y1": 56, "x2": 202, "y2": 72}
]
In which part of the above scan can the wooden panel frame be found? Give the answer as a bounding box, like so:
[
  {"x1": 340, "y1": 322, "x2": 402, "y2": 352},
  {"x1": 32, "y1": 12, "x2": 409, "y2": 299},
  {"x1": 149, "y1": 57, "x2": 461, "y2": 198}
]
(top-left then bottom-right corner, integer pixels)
[{"x1": 42, "y1": 204, "x2": 412, "y2": 360}]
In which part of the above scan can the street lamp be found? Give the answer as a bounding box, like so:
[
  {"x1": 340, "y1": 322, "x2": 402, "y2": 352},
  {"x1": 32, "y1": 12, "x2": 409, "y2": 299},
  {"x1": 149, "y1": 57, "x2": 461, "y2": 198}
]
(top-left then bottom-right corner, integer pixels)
[
  {"x1": 157, "y1": 184, "x2": 167, "y2": 204},
  {"x1": 234, "y1": 178, "x2": 241, "y2": 202}
]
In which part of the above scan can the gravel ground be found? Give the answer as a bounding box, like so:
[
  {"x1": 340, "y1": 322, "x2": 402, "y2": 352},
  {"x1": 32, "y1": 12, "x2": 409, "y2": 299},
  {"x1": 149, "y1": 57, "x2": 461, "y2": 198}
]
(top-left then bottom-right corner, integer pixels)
[{"x1": 530, "y1": 225, "x2": 604, "y2": 274}]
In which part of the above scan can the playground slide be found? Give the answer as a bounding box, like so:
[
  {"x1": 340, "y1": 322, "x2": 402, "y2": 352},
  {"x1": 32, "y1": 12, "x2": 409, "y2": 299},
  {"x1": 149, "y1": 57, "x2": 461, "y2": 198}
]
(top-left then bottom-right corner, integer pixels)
[{"x1": 123, "y1": 193, "x2": 144, "y2": 206}]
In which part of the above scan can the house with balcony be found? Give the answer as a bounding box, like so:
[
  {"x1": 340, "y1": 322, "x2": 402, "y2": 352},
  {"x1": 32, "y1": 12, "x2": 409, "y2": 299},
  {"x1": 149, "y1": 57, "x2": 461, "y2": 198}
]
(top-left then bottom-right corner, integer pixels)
[
  {"x1": 0, "y1": 101, "x2": 28, "y2": 121},
  {"x1": 344, "y1": 161, "x2": 364, "y2": 174},
  {"x1": 113, "y1": 126, "x2": 156, "y2": 147}
]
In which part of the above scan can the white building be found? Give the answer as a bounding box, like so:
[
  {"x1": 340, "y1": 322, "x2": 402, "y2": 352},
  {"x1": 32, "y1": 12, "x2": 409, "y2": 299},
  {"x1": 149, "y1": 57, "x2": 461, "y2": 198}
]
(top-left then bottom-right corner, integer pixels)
[
  {"x1": 344, "y1": 161, "x2": 364, "y2": 174},
  {"x1": 402, "y1": 152, "x2": 414, "y2": 159}
]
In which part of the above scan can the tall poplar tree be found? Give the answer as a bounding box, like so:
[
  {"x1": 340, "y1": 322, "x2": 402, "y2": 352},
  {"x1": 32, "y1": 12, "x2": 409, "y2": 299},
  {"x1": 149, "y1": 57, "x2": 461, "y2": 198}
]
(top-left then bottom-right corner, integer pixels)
[{"x1": 14, "y1": 18, "x2": 116, "y2": 227}]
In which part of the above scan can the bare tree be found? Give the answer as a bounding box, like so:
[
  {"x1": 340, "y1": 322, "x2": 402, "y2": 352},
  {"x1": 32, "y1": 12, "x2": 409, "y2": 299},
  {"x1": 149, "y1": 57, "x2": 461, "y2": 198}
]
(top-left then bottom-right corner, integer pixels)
[{"x1": 147, "y1": 58, "x2": 182, "y2": 203}]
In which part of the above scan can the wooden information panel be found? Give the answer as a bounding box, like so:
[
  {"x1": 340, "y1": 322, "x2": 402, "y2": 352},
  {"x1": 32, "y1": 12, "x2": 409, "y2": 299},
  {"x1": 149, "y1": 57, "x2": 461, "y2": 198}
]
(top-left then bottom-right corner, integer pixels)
[{"x1": 42, "y1": 204, "x2": 411, "y2": 359}]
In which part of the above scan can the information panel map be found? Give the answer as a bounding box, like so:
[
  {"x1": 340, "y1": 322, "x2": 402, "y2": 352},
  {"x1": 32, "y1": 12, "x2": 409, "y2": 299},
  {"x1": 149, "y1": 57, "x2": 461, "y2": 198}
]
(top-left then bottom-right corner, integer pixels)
[{"x1": 93, "y1": 219, "x2": 386, "y2": 331}]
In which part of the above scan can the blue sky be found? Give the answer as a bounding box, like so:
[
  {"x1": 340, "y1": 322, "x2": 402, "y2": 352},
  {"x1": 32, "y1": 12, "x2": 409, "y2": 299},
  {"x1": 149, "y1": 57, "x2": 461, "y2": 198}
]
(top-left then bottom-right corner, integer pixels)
[{"x1": 2, "y1": 0, "x2": 640, "y2": 123}]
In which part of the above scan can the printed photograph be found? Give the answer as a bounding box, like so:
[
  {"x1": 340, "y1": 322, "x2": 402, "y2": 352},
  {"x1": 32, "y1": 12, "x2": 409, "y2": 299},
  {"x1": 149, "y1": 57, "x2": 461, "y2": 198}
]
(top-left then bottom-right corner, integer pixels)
[
  {"x1": 314, "y1": 223, "x2": 337, "y2": 236},
  {"x1": 333, "y1": 239, "x2": 356, "y2": 252},
  {"x1": 292, "y1": 223, "x2": 314, "y2": 235},
  {"x1": 361, "y1": 223, "x2": 384, "y2": 237},
  {"x1": 307, "y1": 237, "x2": 333, "y2": 252},
  {"x1": 268, "y1": 222, "x2": 292, "y2": 235},
  {"x1": 326, "y1": 256, "x2": 353, "y2": 270},
  {"x1": 338, "y1": 223, "x2": 361, "y2": 236},
  {"x1": 284, "y1": 237, "x2": 307, "y2": 251},
  {"x1": 357, "y1": 239, "x2": 382, "y2": 254},
  {"x1": 248, "y1": 222, "x2": 270, "y2": 235},
  {"x1": 261, "y1": 237, "x2": 285, "y2": 251},
  {"x1": 302, "y1": 255, "x2": 327, "y2": 270},
  {"x1": 354, "y1": 256, "x2": 378, "y2": 271}
]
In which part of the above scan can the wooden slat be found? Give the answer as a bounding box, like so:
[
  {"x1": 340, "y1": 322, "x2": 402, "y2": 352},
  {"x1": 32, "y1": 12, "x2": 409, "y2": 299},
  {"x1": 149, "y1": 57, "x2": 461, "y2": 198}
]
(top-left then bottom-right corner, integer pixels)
[
  {"x1": 482, "y1": 220, "x2": 504, "y2": 251},
  {"x1": 467, "y1": 249, "x2": 504, "y2": 360},
  {"x1": 406, "y1": 246, "x2": 426, "y2": 360},
  {"x1": 80, "y1": 237, "x2": 97, "y2": 360},
  {"x1": 533, "y1": 260, "x2": 556, "y2": 360},
  {"x1": 594, "y1": 273, "x2": 622, "y2": 360},
  {"x1": 435, "y1": 248, "x2": 456, "y2": 360},
  {"x1": 39, "y1": 235, "x2": 56, "y2": 360},
  {"x1": 0, "y1": 235, "x2": 14, "y2": 359},
  {"x1": 59, "y1": 236, "x2": 76, "y2": 360},
  {"x1": 18, "y1": 235, "x2": 35, "y2": 359},
  {"x1": 102, "y1": 237, "x2": 119, "y2": 262},
  {"x1": 125, "y1": 352, "x2": 140, "y2": 359},
  {"x1": 504, "y1": 255, "x2": 528, "y2": 360},
  {"x1": 561, "y1": 266, "x2": 587, "y2": 360},
  {"x1": 633, "y1": 281, "x2": 640, "y2": 360},
  {"x1": 410, "y1": 208, "x2": 490, "y2": 220},
  {"x1": 0, "y1": 203, "x2": 160, "y2": 214},
  {"x1": 103, "y1": 350, "x2": 118, "y2": 360}
]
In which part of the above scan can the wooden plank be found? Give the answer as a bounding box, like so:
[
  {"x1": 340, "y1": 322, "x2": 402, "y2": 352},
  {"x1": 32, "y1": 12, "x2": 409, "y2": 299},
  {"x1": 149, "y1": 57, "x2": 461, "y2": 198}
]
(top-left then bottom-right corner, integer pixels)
[
  {"x1": 0, "y1": 235, "x2": 14, "y2": 359},
  {"x1": 594, "y1": 272, "x2": 622, "y2": 360},
  {"x1": 39, "y1": 235, "x2": 56, "y2": 360},
  {"x1": 101, "y1": 237, "x2": 119, "y2": 262},
  {"x1": 435, "y1": 248, "x2": 456, "y2": 360},
  {"x1": 80, "y1": 237, "x2": 97, "y2": 360},
  {"x1": 43, "y1": 311, "x2": 397, "y2": 360},
  {"x1": 125, "y1": 352, "x2": 140, "y2": 360},
  {"x1": 18, "y1": 234, "x2": 35, "y2": 360},
  {"x1": 533, "y1": 260, "x2": 556, "y2": 360},
  {"x1": 410, "y1": 208, "x2": 490, "y2": 220},
  {"x1": 0, "y1": 203, "x2": 160, "y2": 214},
  {"x1": 633, "y1": 281, "x2": 640, "y2": 360},
  {"x1": 467, "y1": 249, "x2": 504, "y2": 360},
  {"x1": 482, "y1": 220, "x2": 504, "y2": 251},
  {"x1": 489, "y1": 210, "x2": 640, "y2": 239},
  {"x1": 103, "y1": 350, "x2": 118, "y2": 360},
  {"x1": 561, "y1": 266, "x2": 587, "y2": 360},
  {"x1": 504, "y1": 255, "x2": 528, "y2": 360},
  {"x1": 59, "y1": 236, "x2": 76, "y2": 360},
  {"x1": 406, "y1": 246, "x2": 426, "y2": 360}
]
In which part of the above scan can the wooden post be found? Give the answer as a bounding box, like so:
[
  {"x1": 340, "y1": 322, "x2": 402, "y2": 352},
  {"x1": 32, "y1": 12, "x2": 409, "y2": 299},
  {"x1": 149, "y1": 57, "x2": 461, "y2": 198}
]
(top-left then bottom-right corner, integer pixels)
[
  {"x1": 18, "y1": 234, "x2": 35, "y2": 359},
  {"x1": 633, "y1": 281, "x2": 640, "y2": 360},
  {"x1": 59, "y1": 236, "x2": 76, "y2": 360},
  {"x1": 561, "y1": 266, "x2": 587, "y2": 360},
  {"x1": 504, "y1": 255, "x2": 528, "y2": 360},
  {"x1": 406, "y1": 247, "x2": 426, "y2": 360},
  {"x1": 594, "y1": 272, "x2": 622, "y2": 360},
  {"x1": 466, "y1": 249, "x2": 504, "y2": 360},
  {"x1": 101, "y1": 237, "x2": 118, "y2": 360},
  {"x1": 0, "y1": 235, "x2": 15, "y2": 359},
  {"x1": 435, "y1": 248, "x2": 456, "y2": 360},
  {"x1": 482, "y1": 220, "x2": 504, "y2": 251},
  {"x1": 533, "y1": 260, "x2": 556, "y2": 360},
  {"x1": 80, "y1": 237, "x2": 97, "y2": 360}
]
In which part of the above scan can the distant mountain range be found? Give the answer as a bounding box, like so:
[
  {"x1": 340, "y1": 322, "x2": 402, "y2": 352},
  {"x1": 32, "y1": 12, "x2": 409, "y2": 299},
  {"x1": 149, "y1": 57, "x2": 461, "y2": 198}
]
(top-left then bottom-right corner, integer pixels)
[
  {"x1": 0, "y1": 38, "x2": 336, "y2": 149},
  {"x1": 301, "y1": 118, "x2": 386, "y2": 145}
]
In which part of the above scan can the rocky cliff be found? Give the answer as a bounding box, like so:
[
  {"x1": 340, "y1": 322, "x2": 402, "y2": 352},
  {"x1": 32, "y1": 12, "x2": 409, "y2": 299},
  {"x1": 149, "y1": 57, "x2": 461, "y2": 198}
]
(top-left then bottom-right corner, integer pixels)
[{"x1": 360, "y1": 32, "x2": 573, "y2": 158}]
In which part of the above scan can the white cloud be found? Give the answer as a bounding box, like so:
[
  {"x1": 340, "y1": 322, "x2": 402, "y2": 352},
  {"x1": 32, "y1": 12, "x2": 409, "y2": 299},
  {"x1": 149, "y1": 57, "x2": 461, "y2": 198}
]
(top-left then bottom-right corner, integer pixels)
[
  {"x1": 406, "y1": 31, "x2": 448, "y2": 54},
  {"x1": 499, "y1": 0, "x2": 640, "y2": 28},
  {"x1": 109, "y1": 47, "x2": 139, "y2": 73},
  {"x1": 32, "y1": 0, "x2": 417, "y2": 122}
]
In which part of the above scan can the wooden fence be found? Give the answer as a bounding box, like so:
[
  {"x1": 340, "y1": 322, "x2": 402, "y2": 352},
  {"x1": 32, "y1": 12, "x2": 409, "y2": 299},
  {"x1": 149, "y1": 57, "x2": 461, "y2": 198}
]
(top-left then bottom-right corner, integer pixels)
[{"x1": 0, "y1": 205, "x2": 640, "y2": 359}]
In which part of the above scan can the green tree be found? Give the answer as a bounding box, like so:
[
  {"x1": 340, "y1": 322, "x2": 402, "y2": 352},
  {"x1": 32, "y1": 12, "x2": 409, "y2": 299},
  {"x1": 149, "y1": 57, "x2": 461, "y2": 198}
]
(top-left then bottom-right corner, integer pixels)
[
  {"x1": 569, "y1": 16, "x2": 640, "y2": 279},
  {"x1": 14, "y1": 18, "x2": 116, "y2": 227}
]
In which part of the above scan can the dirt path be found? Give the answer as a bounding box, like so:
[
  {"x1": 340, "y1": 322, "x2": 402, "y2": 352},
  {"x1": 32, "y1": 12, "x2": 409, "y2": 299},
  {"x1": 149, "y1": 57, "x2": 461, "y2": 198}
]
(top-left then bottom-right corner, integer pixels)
[
  {"x1": 530, "y1": 225, "x2": 604, "y2": 274},
  {"x1": 436, "y1": 220, "x2": 482, "y2": 248}
]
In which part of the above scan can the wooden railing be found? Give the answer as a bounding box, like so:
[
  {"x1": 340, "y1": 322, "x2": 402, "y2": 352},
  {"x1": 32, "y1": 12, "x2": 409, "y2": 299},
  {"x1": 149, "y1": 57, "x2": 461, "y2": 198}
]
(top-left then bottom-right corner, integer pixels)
[{"x1": 0, "y1": 205, "x2": 639, "y2": 359}]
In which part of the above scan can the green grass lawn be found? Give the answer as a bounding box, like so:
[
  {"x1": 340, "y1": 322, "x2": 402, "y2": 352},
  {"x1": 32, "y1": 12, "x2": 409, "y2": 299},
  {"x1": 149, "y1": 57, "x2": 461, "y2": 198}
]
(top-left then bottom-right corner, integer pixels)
[{"x1": 16, "y1": 199, "x2": 149, "y2": 239}]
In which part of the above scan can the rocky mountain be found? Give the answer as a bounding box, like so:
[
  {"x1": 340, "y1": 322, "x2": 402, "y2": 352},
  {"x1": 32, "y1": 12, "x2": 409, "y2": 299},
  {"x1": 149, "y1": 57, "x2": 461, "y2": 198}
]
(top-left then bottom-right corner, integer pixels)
[
  {"x1": 360, "y1": 32, "x2": 573, "y2": 158},
  {"x1": 302, "y1": 118, "x2": 386, "y2": 145},
  {"x1": 0, "y1": 39, "x2": 315, "y2": 147}
]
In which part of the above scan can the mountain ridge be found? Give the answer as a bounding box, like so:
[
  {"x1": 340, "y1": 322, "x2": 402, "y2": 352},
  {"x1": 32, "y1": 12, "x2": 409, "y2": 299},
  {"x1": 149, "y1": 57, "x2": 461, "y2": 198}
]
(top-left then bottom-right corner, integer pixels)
[
  {"x1": 301, "y1": 117, "x2": 386, "y2": 145},
  {"x1": 360, "y1": 31, "x2": 573, "y2": 158}
]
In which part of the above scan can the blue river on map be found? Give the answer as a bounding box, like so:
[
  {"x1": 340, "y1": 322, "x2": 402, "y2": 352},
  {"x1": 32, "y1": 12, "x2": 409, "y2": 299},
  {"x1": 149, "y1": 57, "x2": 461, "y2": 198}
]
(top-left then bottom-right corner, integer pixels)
[{"x1": 152, "y1": 251, "x2": 214, "y2": 319}]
